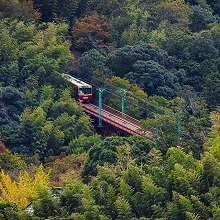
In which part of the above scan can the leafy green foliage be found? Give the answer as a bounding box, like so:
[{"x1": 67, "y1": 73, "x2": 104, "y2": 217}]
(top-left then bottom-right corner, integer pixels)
[
  {"x1": 33, "y1": 189, "x2": 59, "y2": 218},
  {"x1": 106, "y1": 43, "x2": 188, "y2": 98},
  {"x1": 67, "y1": 134, "x2": 101, "y2": 154},
  {"x1": 0, "y1": 151, "x2": 26, "y2": 171},
  {"x1": 108, "y1": 43, "x2": 173, "y2": 78},
  {"x1": 45, "y1": 153, "x2": 87, "y2": 186},
  {"x1": 0, "y1": 86, "x2": 26, "y2": 124},
  {"x1": 0, "y1": 0, "x2": 220, "y2": 219},
  {"x1": 60, "y1": 183, "x2": 84, "y2": 213},
  {"x1": 207, "y1": 0, "x2": 220, "y2": 16},
  {"x1": 115, "y1": 196, "x2": 134, "y2": 220},
  {"x1": 82, "y1": 136, "x2": 155, "y2": 180},
  {"x1": 0, "y1": 0, "x2": 41, "y2": 21},
  {"x1": 125, "y1": 60, "x2": 181, "y2": 97},
  {"x1": 103, "y1": 77, "x2": 148, "y2": 119},
  {"x1": 189, "y1": 4, "x2": 220, "y2": 32},
  {"x1": 2, "y1": 89, "x2": 93, "y2": 158},
  {"x1": 152, "y1": 0, "x2": 192, "y2": 30}
]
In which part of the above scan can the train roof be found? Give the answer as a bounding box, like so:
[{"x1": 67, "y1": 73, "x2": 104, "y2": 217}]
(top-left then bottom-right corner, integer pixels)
[{"x1": 63, "y1": 74, "x2": 92, "y2": 88}]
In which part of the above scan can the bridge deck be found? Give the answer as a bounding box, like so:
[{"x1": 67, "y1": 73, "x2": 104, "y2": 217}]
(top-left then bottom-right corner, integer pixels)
[{"x1": 82, "y1": 103, "x2": 153, "y2": 139}]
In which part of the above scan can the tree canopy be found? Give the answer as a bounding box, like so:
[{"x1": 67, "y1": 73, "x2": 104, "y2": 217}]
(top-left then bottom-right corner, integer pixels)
[{"x1": 0, "y1": 0, "x2": 220, "y2": 219}]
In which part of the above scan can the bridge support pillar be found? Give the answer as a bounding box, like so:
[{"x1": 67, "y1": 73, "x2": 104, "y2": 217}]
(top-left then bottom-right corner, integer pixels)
[
  {"x1": 98, "y1": 88, "x2": 105, "y2": 126},
  {"x1": 119, "y1": 88, "x2": 126, "y2": 115}
]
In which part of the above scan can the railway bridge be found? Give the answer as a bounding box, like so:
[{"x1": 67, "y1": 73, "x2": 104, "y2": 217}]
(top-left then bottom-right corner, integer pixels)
[
  {"x1": 64, "y1": 74, "x2": 154, "y2": 140},
  {"x1": 82, "y1": 101, "x2": 154, "y2": 140}
]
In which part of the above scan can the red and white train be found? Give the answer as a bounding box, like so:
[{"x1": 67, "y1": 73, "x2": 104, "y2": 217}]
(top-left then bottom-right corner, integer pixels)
[{"x1": 64, "y1": 74, "x2": 92, "y2": 102}]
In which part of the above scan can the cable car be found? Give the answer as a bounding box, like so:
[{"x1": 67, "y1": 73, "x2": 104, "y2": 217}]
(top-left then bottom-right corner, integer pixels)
[{"x1": 64, "y1": 74, "x2": 92, "y2": 102}]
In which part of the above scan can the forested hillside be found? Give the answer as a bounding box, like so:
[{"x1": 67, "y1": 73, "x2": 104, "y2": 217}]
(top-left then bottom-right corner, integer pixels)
[{"x1": 0, "y1": 0, "x2": 220, "y2": 219}]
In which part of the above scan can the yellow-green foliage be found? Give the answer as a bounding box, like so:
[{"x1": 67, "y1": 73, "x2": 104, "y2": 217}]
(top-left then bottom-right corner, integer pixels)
[
  {"x1": 0, "y1": 151, "x2": 26, "y2": 171},
  {"x1": 0, "y1": 164, "x2": 50, "y2": 209},
  {"x1": 208, "y1": 111, "x2": 220, "y2": 157}
]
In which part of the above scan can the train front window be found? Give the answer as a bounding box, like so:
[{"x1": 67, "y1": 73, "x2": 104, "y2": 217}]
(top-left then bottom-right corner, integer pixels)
[{"x1": 79, "y1": 88, "x2": 91, "y2": 94}]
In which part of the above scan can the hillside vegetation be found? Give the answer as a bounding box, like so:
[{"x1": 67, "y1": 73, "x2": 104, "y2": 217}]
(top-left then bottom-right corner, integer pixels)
[{"x1": 0, "y1": 0, "x2": 220, "y2": 219}]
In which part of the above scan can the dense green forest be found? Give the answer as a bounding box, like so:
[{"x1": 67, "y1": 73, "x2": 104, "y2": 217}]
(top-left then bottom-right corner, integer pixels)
[{"x1": 0, "y1": 0, "x2": 220, "y2": 219}]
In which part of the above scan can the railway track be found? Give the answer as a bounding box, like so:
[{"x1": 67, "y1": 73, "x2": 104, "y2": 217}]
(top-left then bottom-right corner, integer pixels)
[{"x1": 82, "y1": 103, "x2": 153, "y2": 139}]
